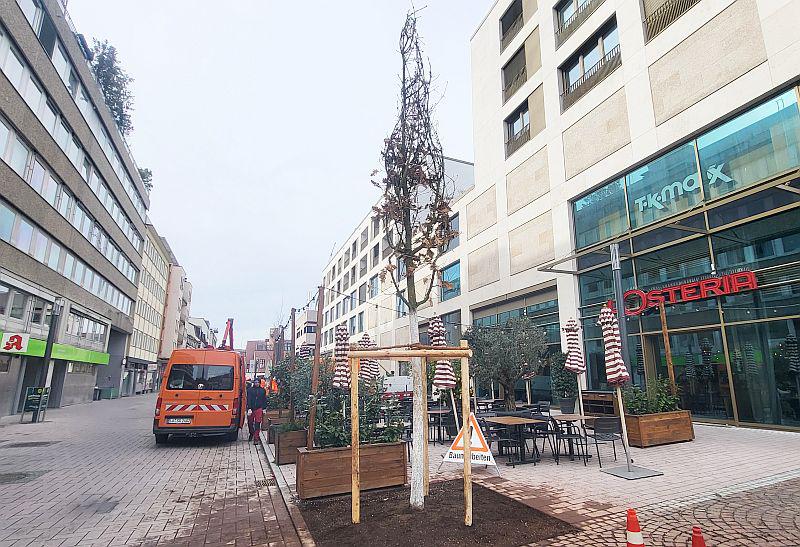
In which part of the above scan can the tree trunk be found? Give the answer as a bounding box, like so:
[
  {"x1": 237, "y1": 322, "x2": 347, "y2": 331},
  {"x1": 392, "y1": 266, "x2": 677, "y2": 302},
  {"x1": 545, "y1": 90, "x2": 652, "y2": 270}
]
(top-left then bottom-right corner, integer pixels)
[
  {"x1": 502, "y1": 380, "x2": 516, "y2": 411},
  {"x1": 408, "y1": 306, "x2": 425, "y2": 509}
]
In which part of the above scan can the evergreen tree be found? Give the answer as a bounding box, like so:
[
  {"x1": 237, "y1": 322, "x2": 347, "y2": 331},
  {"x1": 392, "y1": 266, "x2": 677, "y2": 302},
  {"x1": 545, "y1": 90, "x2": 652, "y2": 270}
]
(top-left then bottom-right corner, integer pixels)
[{"x1": 90, "y1": 39, "x2": 134, "y2": 137}]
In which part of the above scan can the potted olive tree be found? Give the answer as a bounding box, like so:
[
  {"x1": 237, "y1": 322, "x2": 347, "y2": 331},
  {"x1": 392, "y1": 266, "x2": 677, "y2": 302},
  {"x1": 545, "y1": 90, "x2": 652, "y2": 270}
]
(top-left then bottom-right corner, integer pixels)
[
  {"x1": 622, "y1": 379, "x2": 694, "y2": 447},
  {"x1": 550, "y1": 352, "x2": 578, "y2": 413},
  {"x1": 295, "y1": 380, "x2": 407, "y2": 499},
  {"x1": 464, "y1": 317, "x2": 549, "y2": 411}
]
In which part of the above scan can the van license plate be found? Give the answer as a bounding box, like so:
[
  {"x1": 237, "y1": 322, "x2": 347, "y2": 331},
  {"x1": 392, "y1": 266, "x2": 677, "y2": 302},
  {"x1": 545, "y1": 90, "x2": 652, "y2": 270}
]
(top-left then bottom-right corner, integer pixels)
[{"x1": 167, "y1": 417, "x2": 192, "y2": 424}]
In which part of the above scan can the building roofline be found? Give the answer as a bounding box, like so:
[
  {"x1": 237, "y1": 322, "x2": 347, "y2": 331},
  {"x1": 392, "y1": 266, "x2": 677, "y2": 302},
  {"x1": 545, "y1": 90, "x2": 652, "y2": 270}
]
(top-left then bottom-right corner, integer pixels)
[{"x1": 472, "y1": 0, "x2": 501, "y2": 41}]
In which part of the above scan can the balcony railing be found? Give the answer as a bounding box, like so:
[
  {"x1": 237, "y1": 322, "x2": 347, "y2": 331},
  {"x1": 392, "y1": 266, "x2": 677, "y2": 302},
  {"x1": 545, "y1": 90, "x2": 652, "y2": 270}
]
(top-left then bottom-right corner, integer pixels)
[
  {"x1": 500, "y1": 13, "x2": 524, "y2": 51},
  {"x1": 644, "y1": 0, "x2": 701, "y2": 42},
  {"x1": 503, "y1": 66, "x2": 528, "y2": 103},
  {"x1": 560, "y1": 45, "x2": 621, "y2": 111},
  {"x1": 505, "y1": 124, "x2": 531, "y2": 157},
  {"x1": 555, "y1": 0, "x2": 605, "y2": 48}
]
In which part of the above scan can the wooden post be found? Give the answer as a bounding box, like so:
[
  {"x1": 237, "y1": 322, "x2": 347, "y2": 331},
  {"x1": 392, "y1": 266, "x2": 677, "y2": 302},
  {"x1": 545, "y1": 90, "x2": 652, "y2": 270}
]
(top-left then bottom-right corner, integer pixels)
[
  {"x1": 306, "y1": 285, "x2": 324, "y2": 450},
  {"x1": 422, "y1": 358, "x2": 429, "y2": 496},
  {"x1": 460, "y1": 340, "x2": 472, "y2": 527},
  {"x1": 350, "y1": 356, "x2": 360, "y2": 524},
  {"x1": 659, "y1": 302, "x2": 677, "y2": 395}
]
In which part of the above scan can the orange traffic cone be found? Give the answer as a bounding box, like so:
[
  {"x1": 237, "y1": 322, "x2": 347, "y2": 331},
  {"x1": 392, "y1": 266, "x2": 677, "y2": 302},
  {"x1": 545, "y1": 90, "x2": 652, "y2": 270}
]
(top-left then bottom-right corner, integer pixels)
[
  {"x1": 626, "y1": 509, "x2": 645, "y2": 547},
  {"x1": 691, "y1": 526, "x2": 707, "y2": 547}
]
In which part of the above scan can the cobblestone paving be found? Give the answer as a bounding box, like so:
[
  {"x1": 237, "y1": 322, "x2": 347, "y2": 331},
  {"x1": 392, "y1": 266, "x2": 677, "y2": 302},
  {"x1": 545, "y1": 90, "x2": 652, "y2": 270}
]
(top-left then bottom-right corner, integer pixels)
[
  {"x1": 0, "y1": 394, "x2": 301, "y2": 546},
  {"x1": 424, "y1": 424, "x2": 800, "y2": 546}
]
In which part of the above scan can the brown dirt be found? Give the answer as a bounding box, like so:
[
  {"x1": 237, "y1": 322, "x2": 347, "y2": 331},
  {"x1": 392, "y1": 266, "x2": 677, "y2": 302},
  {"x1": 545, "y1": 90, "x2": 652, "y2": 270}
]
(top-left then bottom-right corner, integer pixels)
[{"x1": 299, "y1": 479, "x2": 578, "y2": 546}]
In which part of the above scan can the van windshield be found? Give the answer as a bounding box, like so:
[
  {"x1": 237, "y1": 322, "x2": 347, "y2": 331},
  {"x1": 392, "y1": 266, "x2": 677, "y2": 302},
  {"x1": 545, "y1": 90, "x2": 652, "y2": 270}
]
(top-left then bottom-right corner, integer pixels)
[{"x1": 167, "y1": 364, "x2": 234, "y2": 391}]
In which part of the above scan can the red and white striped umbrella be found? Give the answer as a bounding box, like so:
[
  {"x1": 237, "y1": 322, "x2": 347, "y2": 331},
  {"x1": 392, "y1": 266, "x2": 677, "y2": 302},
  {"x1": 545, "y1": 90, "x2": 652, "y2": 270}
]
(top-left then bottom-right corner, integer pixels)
[
  {"x1": 358, "y1": 333, "x2": 380, "y2": 382},
  {"x1": 429, "y1": 316, "x2": 456, "y2": 389},
  {"x1": 562, "y1": 318, "x2": 586, "y2": 375},
  {"x1": 332, "y1": 323, "x2": 350, "y2": 389},
  {"x1": 597, "y1": 305, "x2": 630, "y2": 386}
]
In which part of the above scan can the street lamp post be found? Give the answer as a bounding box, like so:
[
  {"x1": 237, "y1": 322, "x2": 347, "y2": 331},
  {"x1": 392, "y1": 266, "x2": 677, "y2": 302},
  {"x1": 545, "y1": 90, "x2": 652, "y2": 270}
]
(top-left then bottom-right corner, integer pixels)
[{"x1": 34, "y1": 297, "x2": 64, "y2": 423}]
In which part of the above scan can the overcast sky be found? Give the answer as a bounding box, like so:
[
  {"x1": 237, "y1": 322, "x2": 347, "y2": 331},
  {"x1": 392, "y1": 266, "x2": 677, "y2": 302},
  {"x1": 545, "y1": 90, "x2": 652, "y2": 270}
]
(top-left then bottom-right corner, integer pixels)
[{"x1": 67, "y1": 0, "x2": 492, "y2": 344}]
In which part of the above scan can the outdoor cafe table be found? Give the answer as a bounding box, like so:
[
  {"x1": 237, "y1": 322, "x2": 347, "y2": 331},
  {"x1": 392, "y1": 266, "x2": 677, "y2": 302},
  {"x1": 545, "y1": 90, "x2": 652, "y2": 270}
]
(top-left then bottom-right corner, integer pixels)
[
  {"x1": 484, "y1": 416, "x2": 547, "y2": 466},
  {"x1": 552, "y1": 414, "x2": 595, "y2": 461}
]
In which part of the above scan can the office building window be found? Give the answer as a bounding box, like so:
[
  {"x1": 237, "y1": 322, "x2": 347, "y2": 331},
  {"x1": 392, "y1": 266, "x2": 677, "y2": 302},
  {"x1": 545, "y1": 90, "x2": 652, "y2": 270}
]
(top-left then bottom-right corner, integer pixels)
[
  {"x1": 358, "y1": 311, "x2": 364, "y2": 333},
  {"x1": 349, "y1": 316, "x2": 356, "y2": 335},
  {"x1": 369, "y1": 275, "x2": 379, "y2": 299},
  {"x1": 397, "y1": 291, "x2": 408, "y2": 318},
  {"x1": 443, "y1": 213, "x2": 459, "y2": 252},
  {"x1": 358, "y1": 283, "x2": 367, "y2": 303},
  {"x1": 441, "y1": 261, "x2": 461, "y2": 301}
]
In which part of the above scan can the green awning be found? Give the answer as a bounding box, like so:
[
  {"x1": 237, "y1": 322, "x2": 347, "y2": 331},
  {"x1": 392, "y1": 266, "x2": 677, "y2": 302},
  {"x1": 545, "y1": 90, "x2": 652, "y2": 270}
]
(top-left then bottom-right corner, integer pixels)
[{"x1": 0, "y1": 331, "x2": 110, "y2": 365}]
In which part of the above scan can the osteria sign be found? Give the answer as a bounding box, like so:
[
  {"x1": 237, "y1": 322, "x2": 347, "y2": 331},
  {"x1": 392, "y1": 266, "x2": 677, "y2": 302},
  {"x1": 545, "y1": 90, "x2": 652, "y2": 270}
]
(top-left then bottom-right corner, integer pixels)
[{"x1": 608, "y1": 271, "x2": 758, "y2": 316}]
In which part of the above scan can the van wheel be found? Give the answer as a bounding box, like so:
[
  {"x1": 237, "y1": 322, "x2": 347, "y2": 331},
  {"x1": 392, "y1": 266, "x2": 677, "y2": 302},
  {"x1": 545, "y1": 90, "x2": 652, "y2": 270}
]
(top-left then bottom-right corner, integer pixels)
[
  {"x1": 155, "y1": 434, "x2": 169, "y2": 445},
  {"x1": 226, "y1": 430, "x2": 239, "y2": 442}
]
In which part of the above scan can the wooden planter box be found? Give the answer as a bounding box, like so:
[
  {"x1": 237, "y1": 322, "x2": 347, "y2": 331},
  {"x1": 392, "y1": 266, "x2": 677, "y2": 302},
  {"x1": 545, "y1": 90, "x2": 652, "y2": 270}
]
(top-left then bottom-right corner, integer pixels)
[
  {"x1": 624, "y1": 410, "x2": 694, "y2": 448},
  {"x1": 296, "y1": 442, "x2": 407, "y2": 500},
  {"x1": 265, "y1": 408, "x2": 290, "y2": 420},
  {"x1": 266, "y1": 417, "x2": 290, "y2": 444},
  {"x1": 275, "y1": 429, "x2": 307, "y2": 465}
]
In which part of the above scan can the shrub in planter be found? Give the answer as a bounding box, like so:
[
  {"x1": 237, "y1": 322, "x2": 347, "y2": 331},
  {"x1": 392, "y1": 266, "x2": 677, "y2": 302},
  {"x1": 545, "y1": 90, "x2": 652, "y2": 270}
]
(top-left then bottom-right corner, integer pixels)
[
  {"x1": 622, "y1": 379, "x2": 694, "y2": 448},
  {"x1": 296, "y1": 380, "x2": 407, "y2": 499},
  {"x1": 550, "y1": 352, "x2": 578, "y2": 411}
]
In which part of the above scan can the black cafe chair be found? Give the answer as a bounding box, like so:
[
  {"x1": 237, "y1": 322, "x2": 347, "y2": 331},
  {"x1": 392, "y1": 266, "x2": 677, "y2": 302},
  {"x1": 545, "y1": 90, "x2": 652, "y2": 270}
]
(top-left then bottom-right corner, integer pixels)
[{"x1": 583, "y1": 417, "x2": 623, "y2": 468}]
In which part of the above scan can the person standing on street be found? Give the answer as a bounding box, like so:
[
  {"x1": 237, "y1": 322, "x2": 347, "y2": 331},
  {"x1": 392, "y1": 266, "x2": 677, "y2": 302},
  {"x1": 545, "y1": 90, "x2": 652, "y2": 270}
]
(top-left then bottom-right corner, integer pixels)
[{"x1": 247, "y1": 379, "x2": 267, "y2": 445}]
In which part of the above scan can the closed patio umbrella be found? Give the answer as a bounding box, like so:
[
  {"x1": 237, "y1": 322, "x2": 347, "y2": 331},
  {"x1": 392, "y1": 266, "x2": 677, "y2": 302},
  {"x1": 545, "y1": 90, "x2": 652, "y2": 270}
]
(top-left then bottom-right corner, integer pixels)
[
  {"x1": 332, "y1": 324, "x2": 350, "y2": 389},
  {"x1": 562, "y1": 318, "x2": 586, "y2": 416},
  {"x1": 429, "y1": 316, "x2": 459, "y2": 429},
  {"x1": 357, "y1": 333, "x2": 379, "y2": 382},
  {"x1": 598, "y1": 305, "x2": 635, "y2": 475}
]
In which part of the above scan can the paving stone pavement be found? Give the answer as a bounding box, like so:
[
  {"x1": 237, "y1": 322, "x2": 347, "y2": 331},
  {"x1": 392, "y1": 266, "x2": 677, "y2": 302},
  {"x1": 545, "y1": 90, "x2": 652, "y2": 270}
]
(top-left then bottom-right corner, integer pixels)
[
  {"x1": 0, "y1": 394, "x2": 302, "y2": 547},
  {"x1": 424, "y1": 424, "x2": 800, "y2": 546}
]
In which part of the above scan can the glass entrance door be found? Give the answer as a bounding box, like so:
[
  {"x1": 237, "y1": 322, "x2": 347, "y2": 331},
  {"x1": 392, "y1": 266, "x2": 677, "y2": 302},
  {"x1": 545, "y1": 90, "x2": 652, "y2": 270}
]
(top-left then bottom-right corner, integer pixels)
[{"x1": 645, "y1": 328, "x2": 735, "y2": 421}]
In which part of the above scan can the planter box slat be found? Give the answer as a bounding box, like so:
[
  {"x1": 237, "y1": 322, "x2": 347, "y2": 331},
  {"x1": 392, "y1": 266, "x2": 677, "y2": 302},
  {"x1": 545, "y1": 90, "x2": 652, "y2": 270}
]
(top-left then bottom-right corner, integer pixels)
[
  {"x1": 296, "y1": 442, "x2": 407, "y2": 499},
  {"x1": 275, "y1": 429, "x2": 307, "y2": 465},
  {"x1": 625, "y1": 410, "x2": 694, "y2": 448}
]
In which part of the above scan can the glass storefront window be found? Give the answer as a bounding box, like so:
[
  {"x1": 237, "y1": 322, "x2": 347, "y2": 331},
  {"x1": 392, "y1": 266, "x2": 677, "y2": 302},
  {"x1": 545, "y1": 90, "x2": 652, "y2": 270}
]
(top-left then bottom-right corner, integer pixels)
[
  {"x1": 707, "y1": 185, "x2": 800, "y2": 229},
  {"x1": 626, "y1": 143, "x2": 701, "y2": 229},
  {"x1": 573, "y1": 178, "x2": 627, "y2": 249},
  {"x1": 712, "y1": 208, "x2": 800, "y2": 272},
  {"x1": 650, "y1": 329, "x2": 734, "y2": 420},
  {"x1": 726, "y1": 319, "x2": 800, "y2": 427},
  {"x1": 578, "y1": 261, "x2": 634, "y2": 306},
  {"x1": 635, "y1": 237, "x2": 711, "y2": 288},
  {"x1": 699, "y1": 89, "x2": 800, "y2": 201},
  {"x1": 721, "y1": 287, "x2": 800, "y2": 324}
]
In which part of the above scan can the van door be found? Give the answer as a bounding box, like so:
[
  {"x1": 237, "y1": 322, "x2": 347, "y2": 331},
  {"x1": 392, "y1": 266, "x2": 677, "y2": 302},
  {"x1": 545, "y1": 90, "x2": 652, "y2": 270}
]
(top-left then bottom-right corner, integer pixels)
[
  {"x1": 162, "y1": 362, "x2": 202, "y2": 427},
  {"x1": 195, "y1": 360, "x2": 236, "y2": 428}
]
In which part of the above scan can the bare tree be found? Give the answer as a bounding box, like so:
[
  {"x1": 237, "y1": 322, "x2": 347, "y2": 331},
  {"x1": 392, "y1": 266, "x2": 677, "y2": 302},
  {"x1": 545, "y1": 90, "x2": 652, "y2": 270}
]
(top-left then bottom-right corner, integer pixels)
[{"x1": 372, "y1": 11, "x2": 456, "y2": 510}]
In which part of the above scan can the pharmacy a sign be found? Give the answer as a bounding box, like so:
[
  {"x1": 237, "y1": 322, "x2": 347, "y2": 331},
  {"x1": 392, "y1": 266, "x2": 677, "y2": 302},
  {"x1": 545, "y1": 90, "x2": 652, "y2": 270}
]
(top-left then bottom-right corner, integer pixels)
[
  {"x1": 444, "y1": 413, "x2": 497, "y2": 466},
  {"x1": 1, "y1": 333, "x2": 30, "y2": 353}
]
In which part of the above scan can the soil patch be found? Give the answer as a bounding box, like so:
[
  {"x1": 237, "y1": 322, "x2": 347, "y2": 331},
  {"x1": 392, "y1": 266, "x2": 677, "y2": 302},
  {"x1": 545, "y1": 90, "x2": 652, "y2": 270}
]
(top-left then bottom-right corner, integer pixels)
[{"x1": 299, "y1": 479, "x2": 578, "y2": 546}]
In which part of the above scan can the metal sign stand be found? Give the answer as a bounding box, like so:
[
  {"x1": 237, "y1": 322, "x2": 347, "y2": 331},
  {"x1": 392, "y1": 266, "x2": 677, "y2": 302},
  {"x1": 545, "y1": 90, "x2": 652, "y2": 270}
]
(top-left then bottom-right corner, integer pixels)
[{"x1": 601, "y1": 243, "x2": 663, "y2": 481}]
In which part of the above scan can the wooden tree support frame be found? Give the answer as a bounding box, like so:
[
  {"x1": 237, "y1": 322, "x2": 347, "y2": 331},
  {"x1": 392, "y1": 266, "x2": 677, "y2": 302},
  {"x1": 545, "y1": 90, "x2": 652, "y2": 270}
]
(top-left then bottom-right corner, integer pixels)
[{"x1": 347, "y1": 341, "x2": 473, "y2": 526}]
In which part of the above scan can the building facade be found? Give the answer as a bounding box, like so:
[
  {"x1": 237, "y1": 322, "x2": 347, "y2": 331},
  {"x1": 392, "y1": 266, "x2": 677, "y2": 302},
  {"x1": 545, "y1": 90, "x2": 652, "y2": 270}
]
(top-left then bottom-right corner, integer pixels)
[
  {"x1": 244, "y1": 338, "x2": 273, "y2": 378},
  {"x1": 0, "y1": 0, "x2": 149, "y2": 414},
  {"x1": 293, "y1": 305, "x2": 317, "y2": 357},
  {"x1": 157, "y1": 245, "x2": 191, "y2": 374},
  {"x1": 320, "y1": 0, "x2": 800, "y2": 431},
  {"x1": 123, "y1": 223, "x2": 168, "y2": 395},
  {"x1": 186, "y1": 316, "x2": 216, "y2": 349},
  {"x1": 319, "y1": 157, "x2": 477, "y2": 378}
]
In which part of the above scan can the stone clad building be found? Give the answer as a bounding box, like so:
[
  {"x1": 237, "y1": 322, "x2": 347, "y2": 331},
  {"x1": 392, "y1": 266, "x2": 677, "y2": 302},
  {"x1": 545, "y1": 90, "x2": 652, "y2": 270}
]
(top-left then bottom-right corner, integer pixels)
[{"x1": 320, "y1": 0, "x2": 800, "y2": 430}]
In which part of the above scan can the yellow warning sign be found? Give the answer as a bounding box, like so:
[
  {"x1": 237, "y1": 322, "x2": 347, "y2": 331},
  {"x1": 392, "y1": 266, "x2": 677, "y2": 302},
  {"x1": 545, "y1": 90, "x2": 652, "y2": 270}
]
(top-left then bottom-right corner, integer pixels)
[{"x1": 444, "y1": 412, "x2": 497, "y2": 466}]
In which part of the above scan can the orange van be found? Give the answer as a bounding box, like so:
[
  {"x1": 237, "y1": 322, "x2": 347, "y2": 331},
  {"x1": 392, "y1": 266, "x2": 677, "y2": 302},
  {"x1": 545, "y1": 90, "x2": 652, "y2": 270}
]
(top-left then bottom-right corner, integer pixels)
[{"x1": 153, "y1": 348, "x2": 246, "y2": 443}]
